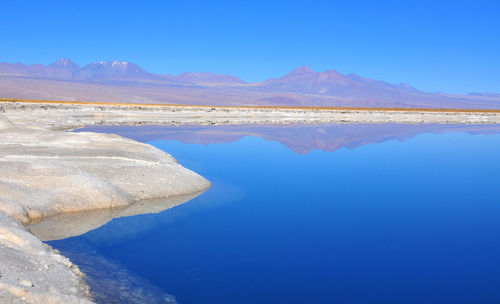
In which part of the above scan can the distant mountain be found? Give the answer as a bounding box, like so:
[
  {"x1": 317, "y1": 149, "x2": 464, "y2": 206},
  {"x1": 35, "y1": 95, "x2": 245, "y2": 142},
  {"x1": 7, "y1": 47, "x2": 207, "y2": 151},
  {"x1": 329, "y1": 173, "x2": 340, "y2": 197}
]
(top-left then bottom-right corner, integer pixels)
[
  {"x1": 0, "y1": 59, "x2": 499, "y2": 109},
  {"x1": 262, "y1": 66, "x2": 390, "y2": 91},
  {"x1": 0, "y1": 61, "x2": 75, "y2": 79},
  {"x1": 467, "y1": 92, "x2": 500, "y2": 98},
  {"x1": 0, "y1": 58, "x2": 242, "y2": 85},
  {"x1": 73, "y1": 61, "x2": 164, "y2": 82},
  {"x1": 174, "y1": 72, "x2": 244, "y2": 84},
  {"x1": 49, "y1": 58, "x2": 80, "y2": 70},
  {"x1": 258, "y1": 66, "x2": 426, "y2": 103}
]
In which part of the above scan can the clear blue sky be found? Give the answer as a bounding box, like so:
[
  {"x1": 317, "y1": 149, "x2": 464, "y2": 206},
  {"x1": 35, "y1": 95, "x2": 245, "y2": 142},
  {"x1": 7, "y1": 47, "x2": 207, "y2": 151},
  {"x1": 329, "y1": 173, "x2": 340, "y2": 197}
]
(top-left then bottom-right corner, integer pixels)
[{"x1": 1, "y1": 0, "x2": 499, "y2": 94}]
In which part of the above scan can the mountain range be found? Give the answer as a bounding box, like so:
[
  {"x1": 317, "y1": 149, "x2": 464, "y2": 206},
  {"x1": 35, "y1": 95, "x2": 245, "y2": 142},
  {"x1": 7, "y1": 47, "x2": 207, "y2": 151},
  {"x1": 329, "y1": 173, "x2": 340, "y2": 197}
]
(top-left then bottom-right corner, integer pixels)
[
  {"x1": 1, "y1": 58, "x2": 499, "y2": 109},
  {"x1": 0, "y1": 58, "x2": 243, "y2": 84}
]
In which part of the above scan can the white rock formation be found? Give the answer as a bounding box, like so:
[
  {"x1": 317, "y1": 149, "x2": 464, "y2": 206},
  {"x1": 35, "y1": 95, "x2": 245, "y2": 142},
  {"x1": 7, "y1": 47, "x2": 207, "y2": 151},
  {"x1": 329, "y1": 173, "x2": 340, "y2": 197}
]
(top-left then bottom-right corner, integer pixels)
[
  {"x1": 0, "y1": 109, "x2": 211, "y2": 303},
  {"x1": 0, "y1": 211, "x2": 93, "y2": 303}
]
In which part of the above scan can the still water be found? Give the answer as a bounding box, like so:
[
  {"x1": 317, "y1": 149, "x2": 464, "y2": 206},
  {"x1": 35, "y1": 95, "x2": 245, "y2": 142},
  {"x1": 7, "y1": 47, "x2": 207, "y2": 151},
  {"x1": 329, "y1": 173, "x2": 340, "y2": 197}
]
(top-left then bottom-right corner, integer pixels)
[{"x1": 47, "y1": 124, "x2": 500, "y2": 304}]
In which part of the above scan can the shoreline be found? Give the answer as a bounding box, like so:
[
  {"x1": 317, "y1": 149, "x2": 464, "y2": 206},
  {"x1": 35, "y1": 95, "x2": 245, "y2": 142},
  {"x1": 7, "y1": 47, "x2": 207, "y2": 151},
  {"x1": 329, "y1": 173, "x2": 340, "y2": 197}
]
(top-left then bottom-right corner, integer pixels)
[
  {"x1": 0, "y1": 103, "x2": 211, "y2": 303},
  {"x1": 1, "y1": 100, "x2": 499, "y2": 129},
  {"x1": 0, "y1": 98, "x2": 498, "y2": 303},
  {"x1": 3, "y1": 97, "x2": 500, "y2": 113}
]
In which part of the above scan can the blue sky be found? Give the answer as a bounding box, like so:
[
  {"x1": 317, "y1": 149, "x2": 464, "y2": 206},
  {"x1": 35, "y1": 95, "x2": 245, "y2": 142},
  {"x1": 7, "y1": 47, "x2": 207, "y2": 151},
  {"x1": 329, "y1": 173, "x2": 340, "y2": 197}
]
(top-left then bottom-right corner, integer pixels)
[{"x1": 1, "y1": 0, "x2": 499, "y2": 94}]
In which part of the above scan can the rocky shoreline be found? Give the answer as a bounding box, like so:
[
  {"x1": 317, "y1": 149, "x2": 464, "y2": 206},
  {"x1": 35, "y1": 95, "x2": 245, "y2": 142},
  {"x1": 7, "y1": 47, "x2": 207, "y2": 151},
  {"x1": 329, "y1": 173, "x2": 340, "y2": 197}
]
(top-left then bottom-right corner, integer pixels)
[
  {"x1": 0, "y1": 103, "x2": 211, "y2": 303},
  {"x1": 0, "y1": 100, "x2": 498, "y2": 303}
]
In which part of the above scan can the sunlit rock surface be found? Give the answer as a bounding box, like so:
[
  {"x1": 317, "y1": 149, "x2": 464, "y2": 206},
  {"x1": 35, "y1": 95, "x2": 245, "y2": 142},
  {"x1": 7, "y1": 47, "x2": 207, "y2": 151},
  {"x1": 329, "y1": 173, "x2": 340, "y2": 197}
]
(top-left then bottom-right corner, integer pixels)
[
  {"x1": 0, "y1": 109, "x2": 210, "y2": 303},
  {"x1": 0, "y1": 127, "x2": 210, "y2": 223},
  {"x1": 0, "y1": 211, "x2": 93, "y2": 303}
]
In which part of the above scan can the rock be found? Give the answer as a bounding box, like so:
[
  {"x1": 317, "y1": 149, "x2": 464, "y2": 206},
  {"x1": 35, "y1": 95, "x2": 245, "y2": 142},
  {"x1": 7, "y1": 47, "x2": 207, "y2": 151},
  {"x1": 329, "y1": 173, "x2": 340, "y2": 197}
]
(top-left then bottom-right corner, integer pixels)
[
  {"x1": 0, "y1": 212, "x2": 93, "y2": 303},
  {"x1": 0, "y1": 114, "x2": 13, "y2": 130},
  {"x1": 0, "y1": 104, "x2": 211, "y2": 303},
  {"x1": 0, "y1": 128, "x2": 210, "y2": 221}
]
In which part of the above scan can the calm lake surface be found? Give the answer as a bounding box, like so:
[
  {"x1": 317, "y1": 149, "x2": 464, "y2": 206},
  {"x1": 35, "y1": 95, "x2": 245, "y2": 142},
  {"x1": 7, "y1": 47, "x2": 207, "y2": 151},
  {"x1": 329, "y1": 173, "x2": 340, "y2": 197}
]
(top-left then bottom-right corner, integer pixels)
[{"x1": 48, "y1": 124, "x2": 500, "y2": 304}]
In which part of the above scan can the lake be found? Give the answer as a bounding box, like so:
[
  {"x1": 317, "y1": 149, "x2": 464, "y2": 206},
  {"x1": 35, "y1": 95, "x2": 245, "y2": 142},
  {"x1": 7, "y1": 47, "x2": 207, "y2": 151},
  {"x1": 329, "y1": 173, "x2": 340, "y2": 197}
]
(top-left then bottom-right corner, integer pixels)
[{"x1": 46, "y1": 123, "x2": 500, "y2": 304}]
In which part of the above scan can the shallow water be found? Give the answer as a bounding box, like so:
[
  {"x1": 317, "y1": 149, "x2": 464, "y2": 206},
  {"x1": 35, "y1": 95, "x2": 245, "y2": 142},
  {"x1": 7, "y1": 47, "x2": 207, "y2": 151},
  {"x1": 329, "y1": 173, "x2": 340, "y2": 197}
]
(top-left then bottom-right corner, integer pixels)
[{"x1": 48, "y1": 124, "x2": 500, "y2": 304}]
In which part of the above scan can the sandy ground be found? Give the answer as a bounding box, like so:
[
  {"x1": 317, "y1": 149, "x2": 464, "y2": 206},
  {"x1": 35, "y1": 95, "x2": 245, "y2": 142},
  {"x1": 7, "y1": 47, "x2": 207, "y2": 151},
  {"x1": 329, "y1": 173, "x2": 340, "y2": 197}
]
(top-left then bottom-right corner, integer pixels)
[{"x1": 0, "y1": 100, "x2": 498, "y2": 303}]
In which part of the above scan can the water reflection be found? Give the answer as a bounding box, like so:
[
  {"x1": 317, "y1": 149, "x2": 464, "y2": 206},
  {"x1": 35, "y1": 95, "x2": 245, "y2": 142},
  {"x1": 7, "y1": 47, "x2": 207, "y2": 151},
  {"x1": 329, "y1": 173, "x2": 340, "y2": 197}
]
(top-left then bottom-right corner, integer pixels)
[
  {"x1": 78, "y1": 123, "x2": 500, "y2": 154},
  {"x1": 33, "y1": 192, "x2": 206, "y2": 304},
  {"x1": 32, "y1": 191, "x2": 204, "y2": 304},
  {"x1": 29, "y1": 191, "x2": 207, "y2": 241},
  {"x1": 42, "y1": 181, "x2": 240, "y2": 304}
]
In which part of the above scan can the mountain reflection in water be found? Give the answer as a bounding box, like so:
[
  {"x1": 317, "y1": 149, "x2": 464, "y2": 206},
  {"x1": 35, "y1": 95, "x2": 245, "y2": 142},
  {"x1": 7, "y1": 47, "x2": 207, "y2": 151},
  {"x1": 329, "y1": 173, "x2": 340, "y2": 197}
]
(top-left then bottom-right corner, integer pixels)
[{"x1": 78, "y1": 123, "x2": 500, "y2": 154}]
